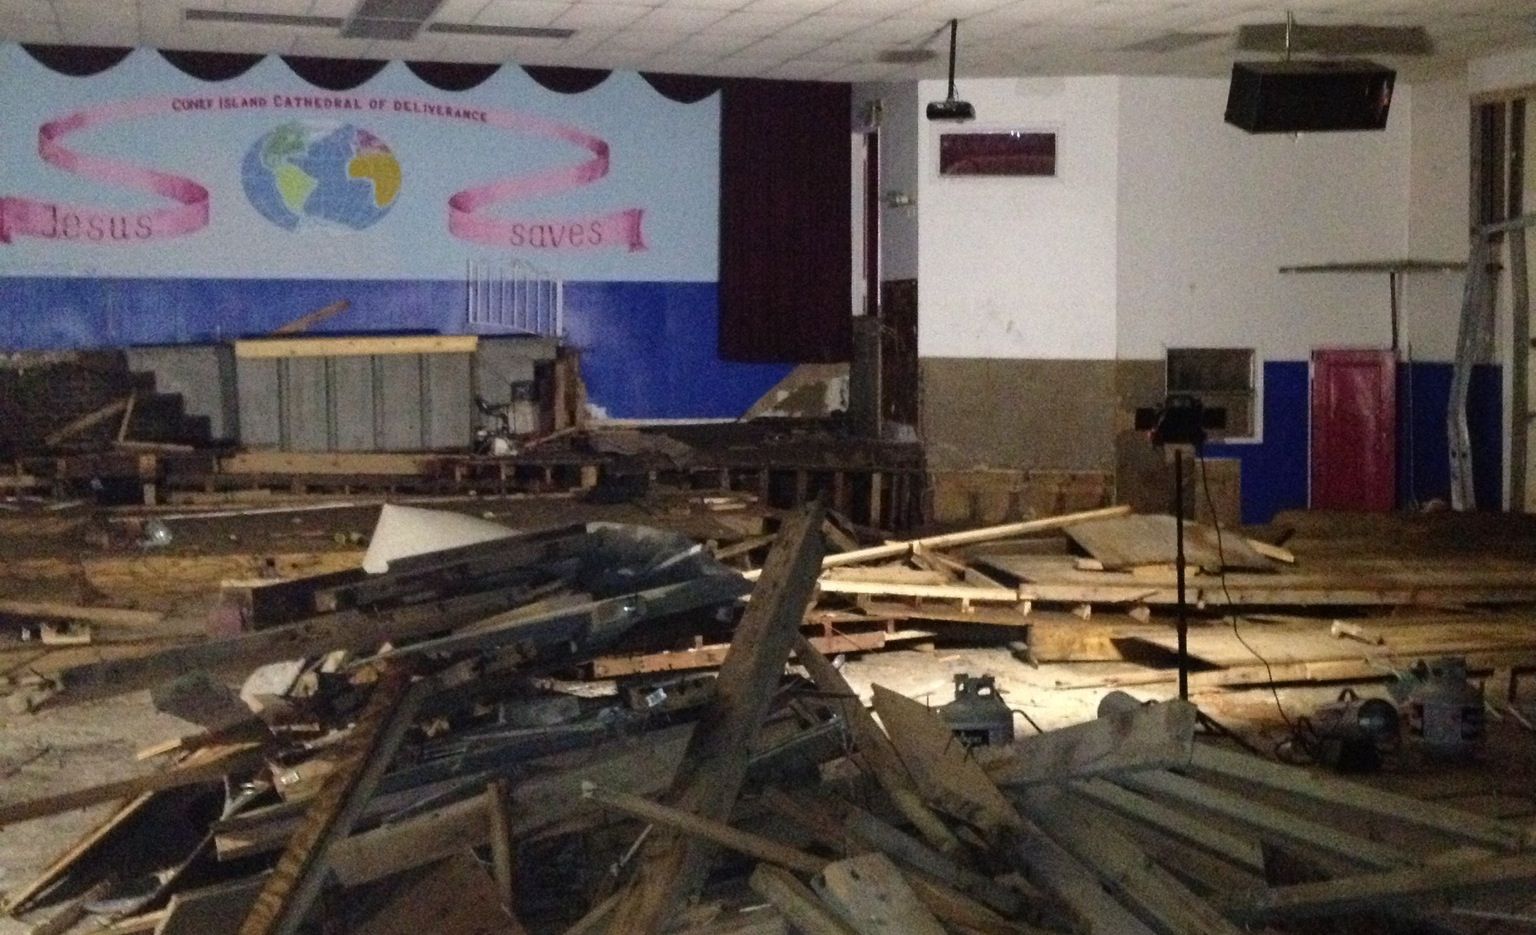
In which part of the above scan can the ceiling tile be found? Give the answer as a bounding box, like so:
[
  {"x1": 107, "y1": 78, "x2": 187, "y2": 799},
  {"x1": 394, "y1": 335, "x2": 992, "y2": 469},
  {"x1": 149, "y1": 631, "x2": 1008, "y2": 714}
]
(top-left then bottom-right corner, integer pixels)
[
  {"x1": 628, "y1": 6, "x2": 730, "y2": 31},
  {"x1": 2, "y1": 0, "x2": 56, "y2": 22},
  {"x1": 668, "y1": 31, "x2": 757, "y2": 54},
  {"x1": 743, "y1": 0, "x2": 842, "y2": 13},
  {"x1": 551, "y1": 2, "x2": 650, "y2": 28},
  {"x1": 773, "y1": 12, "x2": 866, "y2": 38},
  {"x1": 709, "y1": 10, "x2": 803, "y2": 34},
  {"x1": 309, "y1": 0, "x2": 367, "y2": 15},
  {"x1": 474, "y1": 0, "x2": 571, "y2": 28},
  {"x1": 434, "y1": 0, "x2": 494, "y2": 20},
  {"x1": 760, "y1": 58, "x2": 839, "y2": 78},
  {"x1": 0, "y1": 15, "x2": 62, "y2": 42},
  {"x1": 737, "y1": 34, "x2": 828, "y2": 56}
]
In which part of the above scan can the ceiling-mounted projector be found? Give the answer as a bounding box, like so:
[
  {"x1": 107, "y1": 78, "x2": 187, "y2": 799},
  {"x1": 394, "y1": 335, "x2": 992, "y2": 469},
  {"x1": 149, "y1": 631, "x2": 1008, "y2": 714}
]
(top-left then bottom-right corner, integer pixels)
[{"x1": 927, "y1": 19, "x2": 974, "y2": 122}]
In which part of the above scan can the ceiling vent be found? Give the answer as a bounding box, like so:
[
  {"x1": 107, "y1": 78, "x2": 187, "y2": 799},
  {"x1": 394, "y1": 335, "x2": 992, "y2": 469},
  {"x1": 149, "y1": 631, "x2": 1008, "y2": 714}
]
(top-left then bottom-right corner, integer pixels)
[
  {"x1": 426, "y1": 22, "x2": 575, "y2": 39},
  {"x1": 185, "y1": 9, "x2": 342, "y2": 29},
  {"x1": 341, "y1": 0, "x2": 446, "y2": 40}
]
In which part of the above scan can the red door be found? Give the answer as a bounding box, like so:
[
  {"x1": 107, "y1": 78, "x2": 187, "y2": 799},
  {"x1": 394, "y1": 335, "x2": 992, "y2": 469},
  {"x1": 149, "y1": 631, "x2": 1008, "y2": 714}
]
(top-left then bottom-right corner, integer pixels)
[{"x1": 1311, "y1": 349, "x2": 1397, "y2": 511}]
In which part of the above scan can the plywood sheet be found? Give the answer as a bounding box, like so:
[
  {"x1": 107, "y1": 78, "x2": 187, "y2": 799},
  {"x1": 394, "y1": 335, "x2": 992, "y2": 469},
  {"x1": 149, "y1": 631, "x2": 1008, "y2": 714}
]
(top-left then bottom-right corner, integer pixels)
[{"x1": 1066, "y1": 515, "x2": 1272, "y2": 572}]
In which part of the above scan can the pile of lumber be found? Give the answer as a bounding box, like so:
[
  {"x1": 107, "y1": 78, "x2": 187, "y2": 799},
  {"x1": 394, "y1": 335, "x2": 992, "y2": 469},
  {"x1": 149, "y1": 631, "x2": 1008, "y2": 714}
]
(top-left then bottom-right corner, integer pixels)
[{"x1": 5, "y1": 500, "x2": 1535, "y2": 933}]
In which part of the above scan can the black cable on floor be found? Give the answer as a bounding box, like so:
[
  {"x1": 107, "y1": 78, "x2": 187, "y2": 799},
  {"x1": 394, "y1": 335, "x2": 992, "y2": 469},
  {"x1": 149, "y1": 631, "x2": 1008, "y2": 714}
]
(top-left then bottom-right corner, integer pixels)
[{"x1": 1197, "y1": 453, "x2": 1295, "y2": 740}]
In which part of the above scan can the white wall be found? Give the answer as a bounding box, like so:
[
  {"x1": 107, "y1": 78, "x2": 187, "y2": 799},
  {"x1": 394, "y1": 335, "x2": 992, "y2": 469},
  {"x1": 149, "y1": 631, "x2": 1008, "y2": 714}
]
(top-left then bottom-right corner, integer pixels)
[
  {"x1": 1469, "y1": 46, "x2": 1536, "y2": 95},
  {"x1": 867, "y1": 73, "x2": 1473, "y2": 364},
  {"x1": 1404, "y1": 74, "x2": 1473, "y2": 363},
  {"x1": 1115, "y1": 77, "x2": 1417, "y2": 363},
  {"x1": 916, "y1": 76, "x2": 1121, "y2": 359}
]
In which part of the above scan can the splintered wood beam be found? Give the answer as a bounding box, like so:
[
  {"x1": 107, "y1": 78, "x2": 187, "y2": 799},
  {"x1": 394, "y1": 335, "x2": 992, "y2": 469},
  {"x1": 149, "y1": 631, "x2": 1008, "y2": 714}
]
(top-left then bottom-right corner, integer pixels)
[
  {"x1": 45, "y1": 583, "x2": 539, "y2": 709},
  {"x1": 816, "y1": 853, "x2": 947, "y2": 935},
  {"x1": 870, "y1": 686, "x2": 1156, "y2": 935},
  {"x1": 0, "y1": 600, "x2": 164, "y2": 627},
  {"x1": 43, "y1": 397, "x2": 131, "y2": 447},
  {"x1": 1191, "y1": 743, "x2": 1524, "y2": 853},
  {"x1": 983, "y1": 699, "x2": 1197, "y2": 787},
  {"x1": 749, "y1": 865, "x2": 860, "y2": 935},
  {"x1": 0, "y1": 742, "x2": 264, "y2": 829},
  {"x1": 1229, "y1": 852, "x2": 1536, "y2": 921},
  {"x1": 1012, "y1": 787, "x2": 1245, "y2": 935},
  {"x1": 793, "y1": 635, "x2": 962, "y2": 856},
  {"x1": 582, "y1": 786, "x2": 829, "y2": 876},
  {"x1": 237, "y1": 667, "x2": 428, "y2": 935},
  {"x1": 1095, "y1": 692, "x2": 1527, "y2": 853},
  {"x1": 1113, "y1": 769, "x2": 1411, "y2": 870},
  {"x1": 742, "y1": 505, "x2": 1132, "y2": 580},
  {"x1": 601, "y1": 504, "x2": 826, "y2": 935}
]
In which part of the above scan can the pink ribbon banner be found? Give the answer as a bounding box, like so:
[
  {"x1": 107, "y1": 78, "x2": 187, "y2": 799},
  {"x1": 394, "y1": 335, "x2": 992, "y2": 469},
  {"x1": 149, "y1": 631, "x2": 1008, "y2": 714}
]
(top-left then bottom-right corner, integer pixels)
[{"x1": 0, "y1": 92, "x2": 645, "y2": 251}]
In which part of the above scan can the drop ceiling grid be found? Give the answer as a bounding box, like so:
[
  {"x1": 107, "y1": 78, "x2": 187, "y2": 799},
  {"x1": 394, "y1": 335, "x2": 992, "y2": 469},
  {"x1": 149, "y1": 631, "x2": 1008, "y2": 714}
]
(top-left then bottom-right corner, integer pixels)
[{"x1": 2, "y1": 0, "x2": 1532, "y2": 78}]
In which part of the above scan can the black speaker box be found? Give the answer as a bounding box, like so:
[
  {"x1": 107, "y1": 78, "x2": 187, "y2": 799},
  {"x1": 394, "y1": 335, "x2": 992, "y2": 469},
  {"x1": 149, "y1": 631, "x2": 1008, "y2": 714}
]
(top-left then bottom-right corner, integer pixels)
[{"x1": 1225, "y1": 60, "x2": 1395, "y2": 133}]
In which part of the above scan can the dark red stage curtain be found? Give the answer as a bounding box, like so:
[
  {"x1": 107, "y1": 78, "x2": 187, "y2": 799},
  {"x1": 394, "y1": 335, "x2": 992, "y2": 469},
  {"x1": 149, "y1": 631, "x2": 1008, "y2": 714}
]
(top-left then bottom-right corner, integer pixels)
[{"x1": 719, "y1": 79, "x2": 852, "y2": 363}]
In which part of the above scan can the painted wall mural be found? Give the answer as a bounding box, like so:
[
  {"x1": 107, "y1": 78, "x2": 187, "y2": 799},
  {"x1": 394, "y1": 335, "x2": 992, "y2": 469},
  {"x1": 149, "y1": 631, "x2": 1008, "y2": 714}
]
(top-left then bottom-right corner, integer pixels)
[{"x1": 0, "y1": 45, "x2": 791, "y2": 418}]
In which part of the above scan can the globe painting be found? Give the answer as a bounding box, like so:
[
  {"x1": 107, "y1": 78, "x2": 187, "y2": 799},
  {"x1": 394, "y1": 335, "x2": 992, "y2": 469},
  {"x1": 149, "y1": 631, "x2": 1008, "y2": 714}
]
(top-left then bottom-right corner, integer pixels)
[{"x1": 241, "y1": 121, "x2": 402, "y2": 231}]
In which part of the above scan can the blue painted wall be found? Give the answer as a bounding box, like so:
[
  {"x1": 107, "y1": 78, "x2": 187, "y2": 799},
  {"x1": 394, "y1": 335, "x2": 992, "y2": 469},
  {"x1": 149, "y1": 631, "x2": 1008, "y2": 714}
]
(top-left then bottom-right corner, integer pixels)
[
  {"x1": 1204, "y1": 360, "x2": 1503, "y2": 524},
  {"x1": 0, "y1": 276, "x2": 792, "y2": 420}
]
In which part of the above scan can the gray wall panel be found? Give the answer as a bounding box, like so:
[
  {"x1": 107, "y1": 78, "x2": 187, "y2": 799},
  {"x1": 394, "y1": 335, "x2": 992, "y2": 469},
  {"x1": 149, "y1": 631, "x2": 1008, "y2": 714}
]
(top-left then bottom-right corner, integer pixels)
[
  {"x1": 235, "y1": 357, "x2": 282, "y2": 448},
  {"x1": 283, "y1": 357, "x2": 331, "y2": 452},
  {"x1": 425, "y1": 353, "x2": 474, "y2": 449},
  {"x1": 330, "y1": 355, "x2": 377, "y2": 451},
  {"x1": 376, "y1": 355, "x2": 425, "y2": 450}
]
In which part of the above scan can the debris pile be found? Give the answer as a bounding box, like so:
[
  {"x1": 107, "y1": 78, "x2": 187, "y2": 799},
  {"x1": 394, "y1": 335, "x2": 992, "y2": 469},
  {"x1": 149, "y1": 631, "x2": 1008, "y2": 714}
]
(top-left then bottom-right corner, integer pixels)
[{"x1": 2, "y1": 504, "x2": 1535, "y2": 933}]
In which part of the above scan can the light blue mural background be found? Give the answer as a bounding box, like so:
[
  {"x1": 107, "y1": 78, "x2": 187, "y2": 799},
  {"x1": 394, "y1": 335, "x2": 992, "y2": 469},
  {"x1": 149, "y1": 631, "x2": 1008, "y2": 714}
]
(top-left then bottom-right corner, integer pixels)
[{"x1": 0, "y1": 45, "x2": 794, "y2": 417}]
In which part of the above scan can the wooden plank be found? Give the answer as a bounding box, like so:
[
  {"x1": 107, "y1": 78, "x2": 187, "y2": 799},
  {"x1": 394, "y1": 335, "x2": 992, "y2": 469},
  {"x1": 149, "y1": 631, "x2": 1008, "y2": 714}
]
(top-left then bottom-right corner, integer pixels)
[
  {"x1": 794, "y1": 635, "x2": 962, "y2": 856},
  {"x1": 843, "y1": 809, "x2": 1025, "y2": 917},
  {"x1": 1229, "y1": 852, "x2": 1536, "y2": 921},
  {"x1": 1068, "y1": 779, "x2": 1265, "y2": 874},
  {"x1": 486, "y1": 779, "x2": 516, "y2": 914},
  {"x1": 603, "y1": 504, "x2": 826, "y2": 935},
  {"x1": 0, "y1": 600, "x2": 164, "y2": 627},
  {"x1": 901, "y1": 875, "x2": 1052, "y2": 935},
  {"x1": 870, "y1": 687, "x2": 1155, "y2": 935},
  {"x1": 1245, "y1": 538, "x2": 1295, "y2": 564},
  {"x1": 742, "y1": 505, "x2": 1132, "y2": 580},
  {"x1": 984, "y1": 699, "x2": 1196, "y2": 787},
  {"x1": 233, "y1": 335, "x2": 478, "y2": 358},
  {"x1": 587, "y1": 628, "x2": 909, "y2": 679},
  {"x1": 749, "y1": 865, "x2": 861, "y2": 935},
  {"x1": 817, "y1": 580, "x2": 1030, "y2": 603},
  {"x1": 43, "y1": 397, "x2": 131, "y2": 447},
  {"x1": 815, "y1": 853, "x2": 947, "y2": 935},
  {"x1": 0, "y1": 743, "x2": 262, "y2": 829},
  {"x1": 0, "y1": 792, "x2": 155, "y2": 914},
  {"x1": 270, "y1": 299, "x2": 350, "y2": 335},
  {"x1": 352, "y1": 853, "x2": 524, "y2": 935},
  {"x1": 1014, "y1": 787, "x2": 1245, "y2": 935},
  {"x1": 1187, "y1": 741, "x2": 1526, "y2": 853},
  {"x1": 218, "y1": 451, "x2": 435, "y2": 476},
  {"x1": 1113, "y1": 769, "x2": 1412, "y2": 870},
  {"x1": 1065, "y1": 514, "x2": 1273, "y2": 572},
  {"x1": 46, "y1": 580, "x2": 540, "y2": 709},
  {"x1": 583, "y1": 786, "x2": 829, "y2": 875},
  {"x1": 237, "y1": 667, "x2": 426, "y2": 935}
]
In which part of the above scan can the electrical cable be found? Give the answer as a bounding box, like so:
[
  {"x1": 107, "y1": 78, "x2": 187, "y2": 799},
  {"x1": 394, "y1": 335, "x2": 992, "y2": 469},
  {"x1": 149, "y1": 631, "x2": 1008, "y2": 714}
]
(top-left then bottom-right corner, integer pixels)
[{"x1": 1196, "y1": 453, "x2": 1296, "y2": 742}]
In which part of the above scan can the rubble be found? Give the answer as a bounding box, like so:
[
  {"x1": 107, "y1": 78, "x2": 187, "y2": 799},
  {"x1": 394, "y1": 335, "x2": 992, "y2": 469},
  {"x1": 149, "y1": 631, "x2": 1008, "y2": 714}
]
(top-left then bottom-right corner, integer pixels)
[{"x1": 2, "y1": 503, "x2": 1536, "y2": 934}]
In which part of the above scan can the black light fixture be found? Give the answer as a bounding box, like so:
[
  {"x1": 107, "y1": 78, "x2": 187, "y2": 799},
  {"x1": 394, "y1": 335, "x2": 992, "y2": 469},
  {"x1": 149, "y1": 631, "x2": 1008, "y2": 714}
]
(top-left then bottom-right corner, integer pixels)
[{"x1": 926, "y1": 19, "x2": 974, "y2": 122}]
